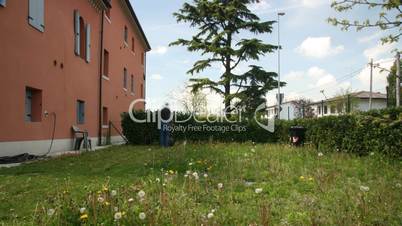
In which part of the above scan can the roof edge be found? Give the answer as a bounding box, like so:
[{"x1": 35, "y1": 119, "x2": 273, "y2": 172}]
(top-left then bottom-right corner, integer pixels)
[{"x1": 124, "y1": 0, "x2": 151, "y2": 51}]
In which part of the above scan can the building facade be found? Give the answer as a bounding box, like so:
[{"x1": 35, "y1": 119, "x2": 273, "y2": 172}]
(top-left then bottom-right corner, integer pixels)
[
  {"x1": 267, "y1": 91, "x2": 388, "y2": 120},
  {"x1": 0, "y1": 0, "x2": 150, "y2": 156}
]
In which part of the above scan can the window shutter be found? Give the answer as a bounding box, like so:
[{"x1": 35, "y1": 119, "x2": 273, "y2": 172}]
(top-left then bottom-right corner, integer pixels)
[
  {"x1": 0, "y1": 0, "x2": 6, "y2": 7},
  {"x1": 28, "y1": 0, "x2": 45, "y2": 32},
  {"x1": 74, "y1": 10, "x2": 80, "y2": 56},
  {"x1": 86, "y1": 24, "x2": 91, "y2": 63},
  {"x1": 81, "y1": 103, "x2": 85, "y2": 124}
]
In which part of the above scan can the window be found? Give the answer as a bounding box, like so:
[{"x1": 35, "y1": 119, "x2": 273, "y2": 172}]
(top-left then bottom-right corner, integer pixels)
[
  {"x1": 124, "y1": 26, "x2": 128, "y2": 43},
  {"x1": 130, "y1": 75, "x2": 134, "y2": 93},
  {"x1": 0, "y1": 0, "x2": 6, "y2": 7},
  {"x1": 28, "y1": 0, "x2": 45, "y2": 32},
  {"x1": 103, "y1": 49, "x2": 109, "y2": 77},
  {"x1": 330, "y1": 106, "x2": 336, "y2": 114},
  {"x1": 102, "y1": 107, "x2": 108, "y2": 126},
  {"x1": 131, "y1": 37, "x2": 135, "y2": 52},
  {"x1": 123, "y1": 68, "x2": 127, "y2": 90},
  {"x1": 324, "y1": 106, "x2": 328, "y2": 114},
  {"x1": 74, "y1": 10, "x2": 91, "y2": 62},
  {"x1": 318, "y1": 106, "x2": 321, "y2": 115},
  {"x1": 25, "y1": 87, "x2": 42, "y2": 122},
  {"x1": 77, "y1": 100, "x2": 85, "y2": 124}
]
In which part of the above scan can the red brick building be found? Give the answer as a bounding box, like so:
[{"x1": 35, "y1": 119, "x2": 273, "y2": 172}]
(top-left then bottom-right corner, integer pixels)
[{"x1": 0, "y1": 0, "x2": 150, "y2": 156}]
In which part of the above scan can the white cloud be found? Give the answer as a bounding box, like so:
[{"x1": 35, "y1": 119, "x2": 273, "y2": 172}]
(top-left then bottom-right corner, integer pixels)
[
  {"x1": 249, "y1": 0, "x2": 271, "y2": 13},
  {"x1": 307, "y1": 66, "x2": 327, "y2": 78},
  {"x1": 316, "y1": 74, "x2": 337, "y2": 87},
  {"x1": 339, "y1": 81, "x2": 352, "y2": 90},
  {"x1": 296, "y1": 37, "x2": 344, "y2": 58},
  {"x1": 363, "y1": 43, "x2": 396, "y2": 60},
  {"x1": 150, "y1": 46, "x2": 168, "y2": 55},
  {"x1": 357, "y1": 58, "x2": 393, "y2": 92},
  {"x1": 301, "y1": 0, "x2": 323, "y2": 8},
  {"x1": 284, "y1": 71, "x2": 304, "y2": 81},
  {"x1": 358, "y1": 32, "x2": 383, "y2": 44},
  {"x1": 151, "y1": 74, "x2": 163, "y2": 80}
]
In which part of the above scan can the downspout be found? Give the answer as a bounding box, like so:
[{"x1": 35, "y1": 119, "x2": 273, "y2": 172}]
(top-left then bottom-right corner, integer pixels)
[{"x1": 98, "y1": 9, "x2": 105, "y2": 146}]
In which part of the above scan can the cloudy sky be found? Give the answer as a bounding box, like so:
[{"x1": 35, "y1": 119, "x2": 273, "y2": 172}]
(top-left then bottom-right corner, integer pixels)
[{"x1": 131, "y1": 0, "x2": 401, "y2": 111}]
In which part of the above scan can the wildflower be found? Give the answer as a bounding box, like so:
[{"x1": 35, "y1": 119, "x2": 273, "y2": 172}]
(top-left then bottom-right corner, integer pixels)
[
  {"x1": 114, "y1": 207, "x2": 119, "y2": 212},
  {"x1": 103, "y1": 186, "x2": 109, "y2": 192},
  {"x1": 47, "y1": 208, "x2": 55, "y2": 216},
  {"x1": 156, "y1": 178, "x2": 160, "y2": 182},
  {"x1": 79, "y1": 207, "x2": 86, "y2": 214},
  {"x1": 255, "y1": 188, "x2": 263, "y2": 194},
  {"x1": 189, "y1": 162, "x2": 193, "y2": 166},
  {"x1": 186, "y1": 170, "x2": 191, "y2": 175},
  {"x1": 114, "y1": 212, "x2": 122, "y2": 220},
  {"x1": 211, "y1": 209, "x2": 216, "y2": 213},
  {"x1": 80, "y1": 214, "x2": 88, "y2": 220},
  {"x1": 370, "y1": 152, "x2": 375, "y2": 156},
  {"x1": 139, "y1": 212, "x2": 146, "y2": 220},
  {"x1": 396, "y1": 183, "x2": 401, "y2": 188},
  {"x1": 318, "y1": 152, "x2": 323, "y2": 157},
  {"x1": 111, "y1": 190, "x2": 117, "y2": 197},
  {"x1": 299, "y1": 176, "x2": 305, "y2": 180},
  {"x1": 308, "y1": 177, "x2": 314, "y2": 181},
  {"x1": 169, "y1": 170, "x2": 174, "y2": 174},
  {"x1": 251, "y1": 148, "x2": 255, "y2": 153},
  {"x1": 97, "y1": 197, "x2": 105, "y2": 203},
  {"x1": 128, "y1": 198, "x2": 134, "y2": 203},
  {"x1": 207, "y1": 212, "x2": 214, "y2": 219},
  {"x1": 244, "y1": 153, "x2": 249, "y2": 157},
  {"x1": 217, "y1": 183, "x2": 223, "y2": 189},
  {"x1": 138, "y1": 190, "x2": 146, "y2": 198},
  {"x1": 360, "y1": 185, "x2": 370, "y2": 192},
  {"x1": 192, "y1": 172, "x2": 199, "y2": 180},
  {"x1": 184, "y1": 174, "x2": 188, "y2": 178},
  {"x1": 203, "y1": 173, "x2": 208, "y2": 178},
  {"x1": 105, "y1": 201, "x2": 110, "y2": 206}
]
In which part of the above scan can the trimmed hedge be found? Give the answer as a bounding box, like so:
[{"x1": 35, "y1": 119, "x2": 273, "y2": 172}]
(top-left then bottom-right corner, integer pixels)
[{"x1": 121, "y1": 107, "x2": 402, "y2": 157}]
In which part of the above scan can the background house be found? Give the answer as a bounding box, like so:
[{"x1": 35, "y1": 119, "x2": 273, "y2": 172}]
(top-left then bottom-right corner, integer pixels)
[{"x1": 0, "y1": 0, "x2": 150, "y2": 156}]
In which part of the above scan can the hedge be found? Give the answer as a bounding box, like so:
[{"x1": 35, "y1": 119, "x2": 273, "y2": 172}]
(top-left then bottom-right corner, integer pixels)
[{"x1": 121, "y1": 107, "x2": 402, "y2": 157}]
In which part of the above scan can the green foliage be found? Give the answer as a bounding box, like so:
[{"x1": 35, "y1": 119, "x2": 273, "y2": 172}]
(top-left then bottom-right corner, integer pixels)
[
  {"x1": 387, "y1": 63, "x2": 402, "y2": 107},
  {"x1": 328, "y1": 0, "x2": 402, "y2": 44},
  {"x1": 170, "y1": 0, "x2": 283, "y2": 112}
]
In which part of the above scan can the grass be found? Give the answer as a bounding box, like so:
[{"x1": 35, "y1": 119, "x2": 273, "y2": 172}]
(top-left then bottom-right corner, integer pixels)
[{"x1": 0, "y1": 143, "x2": 401, "y2": 225}]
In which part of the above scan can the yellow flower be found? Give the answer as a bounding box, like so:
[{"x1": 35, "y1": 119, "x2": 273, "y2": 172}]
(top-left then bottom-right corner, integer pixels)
[
  {"x1": 103, "y1": 186, "x2": 109, "y2": 192},
  {"x1": 80, "y1": 214, "x2": 88, "y2": 220},
  {"x1": 299, "y1": 176, "x2": 305, "y2": 180},
  {"x1": 169, "y1": 170, "x2": 174, "y2": 174},
  {"x1": 308, "y1": 177, "x2": 314, "y2": 181},
  {"x1": 105, "y1": 201, "x2": 110, "y2": 206}
]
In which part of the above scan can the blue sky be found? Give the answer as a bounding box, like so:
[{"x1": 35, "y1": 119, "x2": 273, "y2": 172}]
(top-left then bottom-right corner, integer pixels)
[{"x1": 130, "y1": 0, "x2": 401, "y2": 111}]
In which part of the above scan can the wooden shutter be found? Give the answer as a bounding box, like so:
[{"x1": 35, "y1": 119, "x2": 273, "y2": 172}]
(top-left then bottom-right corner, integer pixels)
[
  {"x1": 28, "y1": 0, "x2": 45, "y2": 32},
  {"x1": 74, "y1": 10, "x2": 80, "y2": 56},
  {"x1": 86, "y1": 24, "x2": 91, "y2": 63},
  {"x1": 0, "y1": 0, "x2": 6, "y2": 7}
]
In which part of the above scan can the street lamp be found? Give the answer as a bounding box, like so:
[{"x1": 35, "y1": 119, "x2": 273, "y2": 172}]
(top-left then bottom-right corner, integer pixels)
[{"x1": 277, "y1": 12, "x2": 285, "y2": 119}]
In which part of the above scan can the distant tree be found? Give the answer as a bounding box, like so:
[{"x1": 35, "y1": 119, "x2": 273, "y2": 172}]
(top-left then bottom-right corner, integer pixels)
[
  {"x1": 174, "y1": 83, "x2": 208, "y2": 114},
  {"x1": 328, "y1": 0, "x2": 402, "y2": 44},
  {"x1": 291, "y1": 98, "x2": 315, "y2": 118},
  {"x1": 170, "y1": 0, "x2": 284, "y2": 116},
  {"x1": 386, "y1": 63, "x2": 402, "y2": 107},
  {"x1": 329, "y1": 88, "x2": 359, "y2": 113}
]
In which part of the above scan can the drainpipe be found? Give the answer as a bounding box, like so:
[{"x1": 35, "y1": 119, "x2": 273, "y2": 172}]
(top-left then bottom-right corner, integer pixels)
[{"x1": 98, "y1": 9, "x2": 105, "y2": 146}]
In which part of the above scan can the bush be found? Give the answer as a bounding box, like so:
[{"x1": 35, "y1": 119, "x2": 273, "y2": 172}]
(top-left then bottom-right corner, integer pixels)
[{"x1": 121, "y1": 107, "x2": 402, "y2": 157}]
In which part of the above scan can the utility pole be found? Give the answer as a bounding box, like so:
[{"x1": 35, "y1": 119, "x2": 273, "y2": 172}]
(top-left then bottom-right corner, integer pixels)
[
  {"x1": 396, "y1": 52, "x2": 400, "y2": 107},
  {"x1": 369, "y1": 58, "x2": 373, "y2": 110},
  {"x1": 277, "y1": 12, "x2": 285, "y2": 119}
]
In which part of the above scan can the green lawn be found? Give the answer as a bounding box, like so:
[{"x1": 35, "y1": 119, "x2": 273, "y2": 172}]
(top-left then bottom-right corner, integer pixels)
[{"x1": 0, "y1": 143, "x2": 401, "y2": 225}]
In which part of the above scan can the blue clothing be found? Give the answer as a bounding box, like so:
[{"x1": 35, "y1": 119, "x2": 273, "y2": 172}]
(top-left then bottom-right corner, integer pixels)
[{"x1": 160, "y1": 122, "x2": 170, "y2": 147}]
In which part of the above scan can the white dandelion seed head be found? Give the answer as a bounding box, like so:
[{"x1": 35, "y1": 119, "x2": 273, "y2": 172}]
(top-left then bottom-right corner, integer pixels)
[
  {"x1": 189, "y1": 162, "x2": 193, "y2": 166},
  {"x1": 360, "y1": 185, "x2": 370, "y2": 192},
  {"x1": 218, "y1": 183, "x2": 223, "y2": 189},
  {"x1": 79, "y1": 207, "x2": 86, "y2": 214},
  {"x1": 128, "y1": 198, "x2": 134, "y2": 203},
  {"x1": 318, "y1": 152, "x2": 323, "y2": 157},
  {"x1": 114, "y1": 207, "x2": 119, "y2": 212},
  {"x1": 47, "y1": 208, "x2": 55, "y2": 216},
  {"x1": 97, "y1": 196, "x2": 105, "y2": 203},
  {"x1": 211, "y1": 209, "x2": 216, "y2": 213},
  {"x1": 251, "y1": 148, "x2": 255, "y2": 153},
  {"x1": 139, "y1": 212, "x2": 146, "y2": 220},
  {"x1": 370, "y1": 152, "x2": 375, "y2": 156},
  {"x1": 203, "y1": 173, "x2": 208, "y2": 178},
  {"x1": 114, "y1": 212, "x2": 122, "y2": 220},
  {"x1": 156, "y1": 178, "x2": 160, "y2": 182},
  {"x1": 137, "y1": 190, "x2": 146, "y2": 198},
  {"x1": 186, "y1": 170, "x2": 191, "y2": 175},
  {"x1": 255, "y1": 188, "x2": 263, "y2": 194},
  {"x1": 395, "y1": 183, "x2": 401, "y2": 188},
  {"x1": 207, "y1": 212, "x2": 214, "y2": 219},
  {"x1": 111, "y1": 190, "x2": 117, "y2": 196}
]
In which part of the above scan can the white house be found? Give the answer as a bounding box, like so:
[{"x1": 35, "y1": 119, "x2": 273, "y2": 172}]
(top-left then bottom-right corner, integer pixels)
[{"x1": 267, "y1": 91, "x2": 388, "y2": 120}]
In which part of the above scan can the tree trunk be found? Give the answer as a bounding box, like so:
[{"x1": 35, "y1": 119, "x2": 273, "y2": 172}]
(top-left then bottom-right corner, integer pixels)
[{"x1": 224, "y1": 33, "x2": 232, "y2": 117}]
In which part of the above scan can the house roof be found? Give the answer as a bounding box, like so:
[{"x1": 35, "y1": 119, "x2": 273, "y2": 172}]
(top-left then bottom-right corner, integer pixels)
[{"x1": 124, "y1": 0, "x2": 151, "y2": 51}]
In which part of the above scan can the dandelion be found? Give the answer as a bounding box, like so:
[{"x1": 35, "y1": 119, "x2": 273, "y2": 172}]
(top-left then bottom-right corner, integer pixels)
[
  {"x1": 169, "y1": 170, "x2": 174, "y2": 174},
  {"x1": 105, "y1": 201, "x2": 110, "y2": 206},
  {"x1": 114, "y1": 212, "x2": 122, "y2": 220},
  {"x1": 255, "y1": 188, "x2": 263, "y2": 194},
  {"x1": 251, "y1": 148, "x2": 255, "y2": 153},
  {"x1": 299, "y1": 176, "x2": 305, "y2": 180},
  {"x1": 97, "y1": 196, "x2": 105, "y2": 203},
  {"x1": 128, "y1": 198, "x2": 134, "y2": 203},
  {"x1": 308, "y1": 177, "x2": 314, "y2": 181},
  {"x1": 139, "y1": 212, "x2": 146, "y2": 220},
  {"x1": 207, "y1": 212, "x2": 214, "y2": 219},
  {"x1": 396, "y1": 183, "x2": 401, "y2": 188},
  {"x1": 79, "y1": 207, "x2": 86, "y2": 214},
  {"x1": 189, "y1": 162, "x2": 193, "y2": 166},
  {"x1": 156, "y1": 178, "x2": 160, "y2": 182},
  {"x1": 318, "y1": 152, "x2": 323, "y2": 157},
  {"x1": 360, "y1": 185, "x2": 370, "y2": 192},
  {"x1": 370, "y1": 152, "x2": 375, "y2": 156},
  {"x1": 203, "y1": 173, "x2": 208, "y2": 178},
  {"x1": 80, "y1": 214, "x2": 88, "y2": 220},
  {"x1": 192, "y1": 172, "x2": 199, "y2": 180},
  {"x1": 218, "y1": 183, "x2": 223, "y2": 189},
  {"x1": 211, "y1": 209, "x2": 216, "y2": 213},
  {"x1": 47, "y1": 208, "x2": 55, "y2": 216},
  {"x1": 111, "y1": 190, "x2": 117, "y2": 197},
  {"x1": 138, "y1": 190, "x2": 146, "y2": 198},
  {"x1": 114, "y1": 207, "x2": 119, "y2": 212}
]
